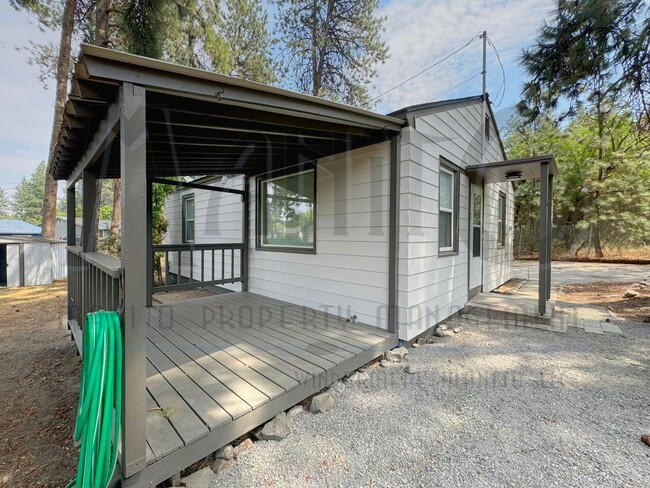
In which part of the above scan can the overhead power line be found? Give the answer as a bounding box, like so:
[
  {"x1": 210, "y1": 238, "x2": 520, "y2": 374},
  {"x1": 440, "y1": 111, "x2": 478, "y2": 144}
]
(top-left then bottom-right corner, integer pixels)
[
  {"x1": 431, "y1": 72, "x2": 483, "y2": 102},
  {"x1": 369, "y1": 33, "x2": 483, "y2": 104},
  {"x1": 486, "y1": 35, "x2": 507, "y2": 108}
]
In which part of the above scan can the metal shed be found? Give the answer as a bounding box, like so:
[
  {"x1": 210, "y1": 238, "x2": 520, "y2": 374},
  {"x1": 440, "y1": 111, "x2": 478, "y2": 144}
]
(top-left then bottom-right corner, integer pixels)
[{"x1": 0, "y1": 236, "x2": 67, "y2": 287}]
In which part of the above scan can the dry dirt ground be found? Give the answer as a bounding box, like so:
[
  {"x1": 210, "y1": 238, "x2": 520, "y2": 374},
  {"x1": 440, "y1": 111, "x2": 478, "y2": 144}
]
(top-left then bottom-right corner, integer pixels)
[
  {"x1": 558, "y1": 282, "x2": 650, "y2": 322},
  {"x1": 0, "y1": 281, "x2": 80, "y2": 487}
]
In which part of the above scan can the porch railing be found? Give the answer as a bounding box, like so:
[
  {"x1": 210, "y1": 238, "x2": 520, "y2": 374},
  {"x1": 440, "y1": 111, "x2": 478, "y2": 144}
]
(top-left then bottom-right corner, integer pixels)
[
  {"x1": 67, "y1": 246, "x2": 121, "y2": 329},
  {"x1": 152, "y1": 243, "x2": 244, "y2": 293}
]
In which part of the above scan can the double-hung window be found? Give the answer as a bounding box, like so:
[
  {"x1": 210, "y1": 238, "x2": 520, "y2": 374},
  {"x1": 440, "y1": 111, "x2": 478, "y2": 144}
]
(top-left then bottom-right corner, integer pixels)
[
  {"x1": 182, "y1": 194, "x2": 195, "y2": 243},
  {"x1": 439, "y1": 163, "x2": 458, "y2": 254},
  {"x1": 498, "y1": 192, "x2": 506, "y2": 247},
  {"x1": 258, "y1": 169, "x2": 316, "y2": 253}
]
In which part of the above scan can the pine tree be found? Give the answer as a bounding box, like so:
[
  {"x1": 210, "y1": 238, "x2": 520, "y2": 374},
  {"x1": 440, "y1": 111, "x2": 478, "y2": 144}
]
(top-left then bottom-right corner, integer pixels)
[
  {"x1": 0, "y1": 188, "x2": 12, "y2": 219},
  {"x1": 220, "y1": 0, "x2": 275, "y2": 83},
  {"x1": 12, "y1": 162, "x2": 47, "y2": 225},
  {"x1": 274, "y1": 0, "x2": 389, "y2": 107}
]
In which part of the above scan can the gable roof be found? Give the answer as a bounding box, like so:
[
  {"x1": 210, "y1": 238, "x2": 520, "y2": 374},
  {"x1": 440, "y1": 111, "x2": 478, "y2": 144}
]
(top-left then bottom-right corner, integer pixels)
[
  {"x1": 0, "y1": 220, "x2": 42, "y2": 236},
  {"x1": 389, "y1": 94, "x2": 507, "y2": 159}
]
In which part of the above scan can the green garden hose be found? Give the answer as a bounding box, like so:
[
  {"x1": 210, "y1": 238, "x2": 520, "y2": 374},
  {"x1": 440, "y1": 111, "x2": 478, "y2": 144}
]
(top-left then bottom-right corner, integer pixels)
[{"x1": 65, "y1": 310, "x2": 123, "y2": 488}]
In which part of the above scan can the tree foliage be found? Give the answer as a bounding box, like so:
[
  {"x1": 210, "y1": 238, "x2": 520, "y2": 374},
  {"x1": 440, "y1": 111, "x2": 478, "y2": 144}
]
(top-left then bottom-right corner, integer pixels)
[
  {"x1": 506, "y1": 111, "x2": 650, "y2": 256},
  {"x1": 275, "y1": 0, "x2": 389, "y2": 107},
  {"x1": 12, "y1": 161, "x2": 47, "y2": 225},
  {"x1": 0, "y1": 188, "x2": 12, "y2": 219},
  {"x1": 518, "y1": 0, "x2": 650, "y2": 129}
]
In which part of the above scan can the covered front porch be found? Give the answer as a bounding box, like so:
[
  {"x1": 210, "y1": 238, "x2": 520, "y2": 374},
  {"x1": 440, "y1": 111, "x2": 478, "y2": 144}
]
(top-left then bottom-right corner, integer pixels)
[{"x1": 54, "y1": 45, "x2": 402, "y2": 487}]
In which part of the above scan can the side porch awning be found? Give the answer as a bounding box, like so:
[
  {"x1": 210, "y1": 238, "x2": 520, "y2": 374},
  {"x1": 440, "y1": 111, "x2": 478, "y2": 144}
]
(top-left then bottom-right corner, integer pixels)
[{"x1": 465, "y1": 156, "x2": 558, "y2": 315}]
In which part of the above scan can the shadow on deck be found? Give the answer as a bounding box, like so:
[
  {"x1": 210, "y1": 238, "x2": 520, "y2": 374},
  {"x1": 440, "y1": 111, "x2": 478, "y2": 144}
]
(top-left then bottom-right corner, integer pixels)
[{"x1": 124, "y1": 291, "x2": 397, "y2": 487}]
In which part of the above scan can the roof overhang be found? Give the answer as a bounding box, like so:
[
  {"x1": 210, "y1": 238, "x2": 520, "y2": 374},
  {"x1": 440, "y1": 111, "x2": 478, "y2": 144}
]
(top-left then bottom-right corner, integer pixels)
[
  {"x1": 53, "y1": 45, "x2": 405, "y2": 181},
  {"x1": 465, "y1": 155, "x2": 558, "y2": 184}
]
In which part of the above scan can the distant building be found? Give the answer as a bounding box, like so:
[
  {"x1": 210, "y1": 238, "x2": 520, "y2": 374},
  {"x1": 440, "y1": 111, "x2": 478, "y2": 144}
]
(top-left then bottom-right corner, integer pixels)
[{"x1": 0, "y1": 219, "x2": 41, "y2": 237}]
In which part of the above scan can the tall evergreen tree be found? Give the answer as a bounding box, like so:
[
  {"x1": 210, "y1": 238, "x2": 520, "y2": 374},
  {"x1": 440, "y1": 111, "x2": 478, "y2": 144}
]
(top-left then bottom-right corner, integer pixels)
[
  {"x1": 0, "y1": 188, "x2": 11, "y2": 219},
  {"x1": 220, "y1": 0, "x2": 275, "y2": 83},
  {"x1": 12, "y1": 162, "x2": 47, "y2": 225},
  {"x1": 274, "y1": 0, "x2": 389, "y2": 107},
  {"x1": 518, "y1": 0, "x2": 650, "y2": 255}
]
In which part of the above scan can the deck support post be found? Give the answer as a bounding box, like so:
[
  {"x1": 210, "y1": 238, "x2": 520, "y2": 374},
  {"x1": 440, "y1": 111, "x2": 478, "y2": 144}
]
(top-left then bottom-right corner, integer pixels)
[
  {"x1": 120, "y1": 82, "x2": 148, "y2": 477},
  {"x1": 241, "y1": 177, "x2": 249, "y2": 292},
  {"x1": 66, "y1": 187, "x2": 76, "y2": 247},
  {"x1": 546, "y1": 174, "x2": 553, "y2": 300},
  {"x1": 146, "y1": 176, "x2": 153, "y2": 307},
  {"x1": 538, "y1": 161, "x2": 550, "y2": 315},
  {"x1": 82, "y1": 170, "x2": 97, "y2": 252},
  {"x1": 388, "y1": 134, "x2": 401, "y2": 335}
]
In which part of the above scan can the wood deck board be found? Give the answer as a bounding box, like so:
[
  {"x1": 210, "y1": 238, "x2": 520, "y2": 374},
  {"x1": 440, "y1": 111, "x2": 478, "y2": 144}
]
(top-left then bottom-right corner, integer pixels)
[
  {"x1": 208, "y1": 293, "x2": 359, "y2": 359},
  {"x1": 140, "y1": 291, "x2": 397, "y2": 483},
  {"x1": 155, "y1": 302, "x2": 323, "y2": 381},
  {"x1": 145, "y1": 391, "x2": 183, "y2": 461},
  {"x1": 149, "y1": 308, "x2": 286, "y2": 403},
  {"x1": 146, "y1": 340, "x2": 232, "y2": 430},
  {"x1": 147, "y1": 323, "x2": 257, "y2": 416},
  {"x1": 172, "y1": 300, "x2": 337, "y2": 372},
  {"x1": 145, "y1": 362, "x2": 209, "y2": 446},
  {"x1": 222, "y1": 293, "x2": 373, "y2": 351}
]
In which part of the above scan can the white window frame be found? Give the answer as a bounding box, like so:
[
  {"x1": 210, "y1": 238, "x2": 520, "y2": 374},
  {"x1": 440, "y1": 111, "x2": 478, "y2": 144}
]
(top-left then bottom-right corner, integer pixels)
[
  {"x1": 182, "y1": 194, "x2": 195, "y2": 243},
  {"x1": 498, "y1": 192, "x2": 506, "y2": 247},
  {"x1": 439, "y1": 165, "x2": 457, "y2": 254}
]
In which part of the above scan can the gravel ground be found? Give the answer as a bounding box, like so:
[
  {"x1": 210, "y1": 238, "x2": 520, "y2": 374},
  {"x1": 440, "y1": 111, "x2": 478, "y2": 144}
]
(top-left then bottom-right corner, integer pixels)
[{"x1": 213, "y1": 317, "x2": 650, "y2": 488}]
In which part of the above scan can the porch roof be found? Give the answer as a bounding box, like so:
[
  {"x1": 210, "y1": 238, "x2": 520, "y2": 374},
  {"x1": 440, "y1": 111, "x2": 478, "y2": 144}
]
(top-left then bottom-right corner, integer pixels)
[
  {"x1": 465, "y1": 155, "x2": 558, "y2": 183},
  {"x1": 52, "y1": 45, "x2": 404, "y2": 181}
]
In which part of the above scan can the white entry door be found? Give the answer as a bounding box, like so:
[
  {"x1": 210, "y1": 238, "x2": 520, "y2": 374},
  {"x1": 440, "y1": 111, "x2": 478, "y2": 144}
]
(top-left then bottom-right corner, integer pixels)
[{"x1": 469, "y1": 184, "x2": 483, "y2": 292}]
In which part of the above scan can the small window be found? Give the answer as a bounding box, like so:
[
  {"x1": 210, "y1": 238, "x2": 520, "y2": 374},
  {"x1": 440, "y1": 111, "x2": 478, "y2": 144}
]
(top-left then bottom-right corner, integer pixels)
[
  {"x1": 258, "y1": 169, "x2": 315, "y2": 252},
  {"x1": 439, "y1": 163, "x2": 459, "y2": 254},
  {"x1": 182, "y1": 194, "x2": 195, "y2": 243},
  {"x1": 497, "y1": 192, "x2": 506, "y2": 246}
]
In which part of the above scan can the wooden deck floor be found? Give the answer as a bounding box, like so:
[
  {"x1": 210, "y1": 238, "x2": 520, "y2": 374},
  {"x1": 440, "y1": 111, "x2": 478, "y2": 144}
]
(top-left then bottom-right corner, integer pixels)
[{"x1": 127, "y1": 291, "x2": 396, "y2": 487}]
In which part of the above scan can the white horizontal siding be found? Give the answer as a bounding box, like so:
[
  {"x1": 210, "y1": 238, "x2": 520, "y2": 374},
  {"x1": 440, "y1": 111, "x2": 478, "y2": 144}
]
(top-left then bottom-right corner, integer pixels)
[
  {"x1": 397, "y1": 101, "x2": 511, "y2": 341},
  {"x1": 248, "y1": 142, "x2": 391, "y2": 330}
]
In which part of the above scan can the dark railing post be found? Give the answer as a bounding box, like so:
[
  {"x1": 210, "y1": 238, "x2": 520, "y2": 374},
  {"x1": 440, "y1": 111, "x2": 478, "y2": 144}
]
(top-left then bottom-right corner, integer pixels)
[
  {"x1": 538, "y1": 161, "x2": 549, "y2": 315},
  {"x1": 242, "y1": 177, "x2": 249, "y2": 291}
]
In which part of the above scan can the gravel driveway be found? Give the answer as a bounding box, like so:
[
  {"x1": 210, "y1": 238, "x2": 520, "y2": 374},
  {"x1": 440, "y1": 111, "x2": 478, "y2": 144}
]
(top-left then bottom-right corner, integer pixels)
[{"x1": 214, "y1": 317, "x2": 650, "y2": 487}]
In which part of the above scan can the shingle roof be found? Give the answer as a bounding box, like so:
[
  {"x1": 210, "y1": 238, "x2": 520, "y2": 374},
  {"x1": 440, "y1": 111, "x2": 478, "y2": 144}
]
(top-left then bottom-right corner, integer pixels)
[{"x1": 0, "y1": 220, "x2": 42, "y2": 236}]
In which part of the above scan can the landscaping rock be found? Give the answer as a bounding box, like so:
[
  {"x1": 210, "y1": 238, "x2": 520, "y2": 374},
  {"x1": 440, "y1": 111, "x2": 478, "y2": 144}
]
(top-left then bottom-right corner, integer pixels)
[
  {"x1": 416, "y1": 337, "x2": 427, "y2": 346},
  {"x1": 348, "y1": 371, "x2": 369, "y2": 383},
  {"x1": 404, "y1": 364, "x2": 417, "y2": 374},
  {"x1": 425, "y1": 336, "x2": 436, "y2": 344},
  {"x1": 233, "y1": 438, "x2": 254, "y2": 458},
  {"x1": 437, "y1": 323, "x2": 449, "y2": 331},
  {"x1": 255, "y1": 412, "x2": 291, "y2": 441},
  {"x1": 453, "y1": 327, "x2": 463, "y2": 333},
  {"x1": 329, "y1": 381, "x2": 346, "y2": 395},
  {"x1": 412, "y1": 342, "x2": 420, "y2": 348},
  {"x1": 625, "y1": 290, "x2": 640, "y2": 298},
  {"x1": 287, "y1": 405, "x2": 304, "y2": 417},
  {"x1": 433, "y1": 327, "x2": 453, "y2": 338},
  {"x1": 310, "y1": 393, "x2": 334, "y2": 414},
  {"x1": 211, "y1": 458, "x2": 233, "y2": 475},
  {"x1": 385, "y1": 346, "x2": 409, "y2": 362},
  {"x1": 380, "y1": 359, "x2": 392, "y2": 368},
  {"x1": 180, "y1": 467, "x2": 214, "y2": 488},
  {"x1": 214, "y1": 444, "x2": 234, "y2": 461}
]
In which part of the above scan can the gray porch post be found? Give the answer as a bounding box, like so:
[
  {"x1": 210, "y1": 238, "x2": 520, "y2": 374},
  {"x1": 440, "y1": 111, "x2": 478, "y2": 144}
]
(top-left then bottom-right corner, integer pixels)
[
  {"x1": 82, "y1": 170, "x2": 97, "y2": 252},
  {"x1": 538, "y1": 162, "x2": 549, "y2": 315},
  {"x1": 388, "y1": 134, "x2": 401, "y2": 334},
  {"x1": 66, "y1": 187, "x2": 76, "y2": 246},
  {"x1": 547, "y1": 174, "x2": 554, "y2": 299},
  {"x1": 146, "y1": 176, "x2": 153, "y2": 307},
  {"x1": 120, "y1": 82, "x2": 148, "y2": 477},
  {"x1": 241, "y1": 176, "x2": 249, "y2": 292}
]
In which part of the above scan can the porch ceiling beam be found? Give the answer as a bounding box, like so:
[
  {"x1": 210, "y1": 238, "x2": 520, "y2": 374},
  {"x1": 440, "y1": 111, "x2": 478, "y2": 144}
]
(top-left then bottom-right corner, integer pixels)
[
  {"x1": 152, "y1": 177, "x2": 245, "y2": 196},
  {"x1": 79, "y1": 49, "x2": 403, "y2": 132},
  {"x1": 66, "y1": 100, "x2": 121, "y2": 189},
  {"x1": 145, "y1": 132, "x2": 337, "y2": 148}
]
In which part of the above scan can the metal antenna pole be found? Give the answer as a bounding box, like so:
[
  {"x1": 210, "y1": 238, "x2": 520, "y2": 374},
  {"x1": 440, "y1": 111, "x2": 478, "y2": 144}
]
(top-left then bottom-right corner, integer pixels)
[{"x1": 481, "y1": 30, "x2": 487, "y2": 164}]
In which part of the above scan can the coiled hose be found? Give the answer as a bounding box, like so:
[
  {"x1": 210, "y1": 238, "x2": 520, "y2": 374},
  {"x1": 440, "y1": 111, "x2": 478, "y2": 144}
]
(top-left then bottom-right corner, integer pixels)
[{"x1": 65, "y1": 311, "x2": 123, "y2": 488}]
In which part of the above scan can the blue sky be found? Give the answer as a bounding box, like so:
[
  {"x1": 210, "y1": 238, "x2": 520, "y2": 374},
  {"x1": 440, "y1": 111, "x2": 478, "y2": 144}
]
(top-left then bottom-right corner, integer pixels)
[{"x1": 0, "y1": 0, "x2": 553, "y2": 197}]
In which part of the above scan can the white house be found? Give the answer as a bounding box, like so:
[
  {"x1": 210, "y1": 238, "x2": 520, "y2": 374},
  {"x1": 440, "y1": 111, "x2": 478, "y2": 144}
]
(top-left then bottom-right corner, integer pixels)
[{"x1": 165, "y1": 95, "x2": 514, "y2": 342}]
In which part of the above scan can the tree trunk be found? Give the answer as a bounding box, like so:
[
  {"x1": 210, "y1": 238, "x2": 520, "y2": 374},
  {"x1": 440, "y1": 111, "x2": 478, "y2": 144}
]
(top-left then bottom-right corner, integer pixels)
[
  {"x1": 111, "y1": 179, "x2": 121, "y2": 238},
  {"x1": 41, "y1": 0, "x2": 78, "y2": 239},
  {"x1": 593, "y1": 223, "x2": 604, "y2": 258}
]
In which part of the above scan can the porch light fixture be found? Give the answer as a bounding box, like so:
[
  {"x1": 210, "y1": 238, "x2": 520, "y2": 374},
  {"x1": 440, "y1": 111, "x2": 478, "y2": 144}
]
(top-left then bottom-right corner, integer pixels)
[{"x1": 505, "y1": 171, "x2": 523, "y2": 181}]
